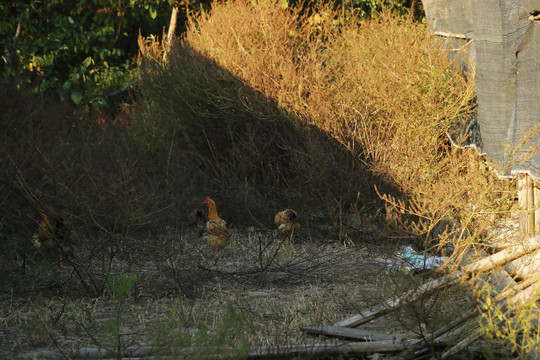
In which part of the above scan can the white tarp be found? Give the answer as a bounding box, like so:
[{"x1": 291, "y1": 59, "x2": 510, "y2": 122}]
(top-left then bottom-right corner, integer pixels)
[{"x1": 423, "y1": 0, "x2": 540, "y2": 178}]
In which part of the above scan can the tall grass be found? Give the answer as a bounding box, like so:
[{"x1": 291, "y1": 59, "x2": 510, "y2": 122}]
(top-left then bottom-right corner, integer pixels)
[
  {"x1": 182, "y1": 0, "x2": 473, "y2": 179},
  {"x1": 138, "y1": 0, "x2": 507, "y2": 246},
  {"x1": 137, "y1": 1, "x2": 379, "y2": 225}
]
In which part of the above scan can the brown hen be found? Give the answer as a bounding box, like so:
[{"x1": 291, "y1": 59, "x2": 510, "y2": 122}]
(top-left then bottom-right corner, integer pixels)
[
  {"x1": 203, "y1": 197, "x2": 231, "y2": 260},
  {"x1": 274, "y1": 209, "x2": 300, "y2": 241}
]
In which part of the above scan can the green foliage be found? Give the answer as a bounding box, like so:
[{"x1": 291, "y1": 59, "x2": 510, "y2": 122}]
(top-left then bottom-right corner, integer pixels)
[
  {"x1": 0, "y1": 0, "x2": 172, "y2": 106},
  {"x1": 106, "y1": 268, "x2": 137, "y2": 313},
  {"x1": 337, "y1": 0, "x2": 423, "y2": 19},
  {"x1": 101, "y1": 268, "x2": 137, "y2": 352}
]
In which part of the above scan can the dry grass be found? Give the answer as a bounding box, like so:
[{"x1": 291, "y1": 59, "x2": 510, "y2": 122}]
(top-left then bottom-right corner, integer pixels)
[{"x1": 1, "y1": 226, "x2": 472, "y2": 358}]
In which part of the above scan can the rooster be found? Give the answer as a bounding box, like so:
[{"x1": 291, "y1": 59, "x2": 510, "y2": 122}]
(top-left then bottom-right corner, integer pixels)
[
  {"x1": 203, "y1": 197, "x2": 231, "y2": 260},
  {"x1": 274, "y1": 209, "x2": 300, "y2": 241},
  {"x1": 32, "y1": 211, "x2": 81, "y2": 268}
]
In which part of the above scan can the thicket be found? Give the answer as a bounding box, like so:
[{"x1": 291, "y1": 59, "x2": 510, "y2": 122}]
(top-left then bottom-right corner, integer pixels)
[{"x1": 138, "y1": 0, "x2": 502, "y2": 247}]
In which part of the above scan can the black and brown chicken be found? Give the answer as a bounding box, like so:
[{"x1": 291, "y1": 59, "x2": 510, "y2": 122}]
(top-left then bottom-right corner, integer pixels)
[
  {"x1": 274, "y1": 209, "x2": 300, "y2": 241},
  {"x1": 32, "y1": 211, "x2": 81, "y2": 268},
  {"x1": 187, "y1": 208, "x2": 206, "y2": 237}
]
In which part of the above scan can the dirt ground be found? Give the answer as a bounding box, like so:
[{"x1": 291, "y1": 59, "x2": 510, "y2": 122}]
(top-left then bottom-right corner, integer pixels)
[{"x1": 0, "y1": 216, "x2": 481, "y2": 359}]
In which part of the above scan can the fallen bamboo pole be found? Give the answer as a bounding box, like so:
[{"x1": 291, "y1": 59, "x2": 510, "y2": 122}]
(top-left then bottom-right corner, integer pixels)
[
  {"x1": 420, "y1": 306, "x2": 479, "y2": 344},
  {"x1": 462, "y1": 236, "x2": 540, "y2": 274},
  {"x1": 335, "y1": 236, "x2": 540, "y2": 329},
  {"x1": 506, "y1": 250, "x2": 540, "y2": 279},
  {"x1": 439, "y1": 329, "x2": 483, "y2": 360},
  {"x1": 433, "y1": 31, "x2": 470, "y2": 39},
  {"x1": 334, "y1": 273, "x2": 461, "y2": 328},
  {"x1": 249, "y1": 340, "x2": 430, "y2": 357},
  {"x1": 300, "y1": 325, "x2": 412, "y2": 341}
]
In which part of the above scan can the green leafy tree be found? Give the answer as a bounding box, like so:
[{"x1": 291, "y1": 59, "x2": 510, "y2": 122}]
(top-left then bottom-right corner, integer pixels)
[{"x1": 1, "y1": 0, "x2": 178, "y2": 106}]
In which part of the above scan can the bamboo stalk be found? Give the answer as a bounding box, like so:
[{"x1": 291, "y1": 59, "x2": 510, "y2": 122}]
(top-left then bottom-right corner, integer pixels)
[
  {"x1": 533, "y1": 181, "x2": 540, "y2": 236},
  {"x1": 463, "y1": 236, "x2": 540, "y2": 273},
  {"x1": 421, "y1": 273, "x2": 540, "y2": 346},
  {"x1": 437, "y1": 275, "x2": 540, "y2": 359},
  {"x1": 518, "y1": 174, "x2": 535, "y2": 238},
  {"x1": 440, "y1": 330, "x2": 483, "y2": 360},
  {"x1": 505, "y1": 250, "x2": 540, "y2": 279},
  {"x1": 249, "y1": 340, "x2": 430, "y2": 357},
  {"x1": 528, "y1": 175, "x2": 534, "y2": 237}
]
